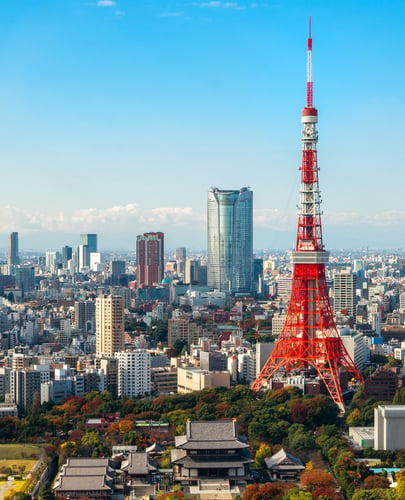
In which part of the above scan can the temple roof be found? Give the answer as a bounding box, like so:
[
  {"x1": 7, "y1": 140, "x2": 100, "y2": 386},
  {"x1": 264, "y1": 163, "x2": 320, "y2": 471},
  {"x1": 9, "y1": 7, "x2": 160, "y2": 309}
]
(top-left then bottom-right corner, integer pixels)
[
  {"x1": 265, "y1": 448, "x2": 304, "y2": 471},
  {"x1": 54, "y1": 475, "x2": 112, "y2": 492},
  {"x1": 175, "y1": 420, "x2": 249, "y2": 450},
  {"x1": 121, "y1": 452, "x2": 157, "y2": 475}
]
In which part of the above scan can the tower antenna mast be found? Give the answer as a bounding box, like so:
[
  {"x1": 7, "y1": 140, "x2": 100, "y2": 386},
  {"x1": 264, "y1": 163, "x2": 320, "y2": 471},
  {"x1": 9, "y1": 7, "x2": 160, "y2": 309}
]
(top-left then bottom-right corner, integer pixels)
[{"x1": 307, "y1": 16, "x2": 313, "y2": 108}]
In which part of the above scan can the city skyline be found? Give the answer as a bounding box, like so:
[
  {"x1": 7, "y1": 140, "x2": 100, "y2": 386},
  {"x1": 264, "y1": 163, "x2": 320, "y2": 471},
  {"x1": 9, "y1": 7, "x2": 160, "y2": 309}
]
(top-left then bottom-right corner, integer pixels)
[{"x1": 1, "y1": 2, "x2": 405, "y2": 249}]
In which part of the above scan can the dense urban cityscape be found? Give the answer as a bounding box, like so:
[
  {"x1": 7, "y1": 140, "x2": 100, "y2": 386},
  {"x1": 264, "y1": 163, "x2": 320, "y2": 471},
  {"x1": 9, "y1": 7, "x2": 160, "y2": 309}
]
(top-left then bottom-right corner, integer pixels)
[
  {"x1": 2, "y1": 2, "x2": 405, "y2": 500},
  {"x1": 2, "y1": 213, "x2": 405, "y2": 500}
]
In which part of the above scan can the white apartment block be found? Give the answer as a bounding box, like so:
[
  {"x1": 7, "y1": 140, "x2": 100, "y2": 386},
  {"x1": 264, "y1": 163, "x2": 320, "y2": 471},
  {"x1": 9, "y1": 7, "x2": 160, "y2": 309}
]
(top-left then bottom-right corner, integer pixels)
[
  {"x1": 115, "y1": 350, "x2": 151, "y2": 398},
  {"x1": 237, "y1": 350, "x2": 256, "y2": 383},
  {"x1": 339, "y1": 329, "x2": 367, "y2": 371},
  {"x1": 334, "y1": 270, "x2": 357, "y2": 317}
]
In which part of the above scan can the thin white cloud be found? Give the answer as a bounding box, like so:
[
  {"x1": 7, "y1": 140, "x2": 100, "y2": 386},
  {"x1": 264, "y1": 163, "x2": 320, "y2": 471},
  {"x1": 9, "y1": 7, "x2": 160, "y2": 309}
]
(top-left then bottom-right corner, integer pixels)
[
  {"x1": 96, "y1": 0, "x2": 116, "y2": 7},
  {"x1": 0, "y1": 204, "x2": 404, "y2": 237},
  {"x1": 0, "y1": 204, "x2": 205, "y2": 234},
  {"x1": 189, "y1": 1, "x2": 243, "y2": 8},
  {"x1": 115, "y1": 10, "x2": 125, "y2": 16}
]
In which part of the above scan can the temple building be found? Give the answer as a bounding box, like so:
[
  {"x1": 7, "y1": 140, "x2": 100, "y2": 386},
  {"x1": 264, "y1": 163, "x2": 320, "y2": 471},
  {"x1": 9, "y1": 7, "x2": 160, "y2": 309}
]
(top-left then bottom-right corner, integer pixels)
[{"x1": 171, "y1": 419, "x2": 253, "y2": 492}]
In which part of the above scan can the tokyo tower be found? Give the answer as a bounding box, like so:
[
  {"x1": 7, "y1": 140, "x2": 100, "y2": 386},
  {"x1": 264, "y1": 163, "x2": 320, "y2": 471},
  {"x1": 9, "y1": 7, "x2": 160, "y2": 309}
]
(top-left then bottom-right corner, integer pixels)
[{"x1": 252, "y1": 19, "x2": 364, "y2": 411}]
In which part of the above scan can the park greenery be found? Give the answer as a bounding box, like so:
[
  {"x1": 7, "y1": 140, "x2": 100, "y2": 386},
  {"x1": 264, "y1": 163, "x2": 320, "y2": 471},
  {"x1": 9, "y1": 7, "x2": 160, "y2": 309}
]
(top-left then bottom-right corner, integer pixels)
[{"x1": 1, "y1": 382, "x2": 405, "y2": 498}]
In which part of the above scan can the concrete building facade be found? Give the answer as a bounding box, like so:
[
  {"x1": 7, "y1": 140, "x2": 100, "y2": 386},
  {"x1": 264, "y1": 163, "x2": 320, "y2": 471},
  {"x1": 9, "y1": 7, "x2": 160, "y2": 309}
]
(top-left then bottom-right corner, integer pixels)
[{"x1": 374, "y1": 405, "x2": 405, "y2": 450}]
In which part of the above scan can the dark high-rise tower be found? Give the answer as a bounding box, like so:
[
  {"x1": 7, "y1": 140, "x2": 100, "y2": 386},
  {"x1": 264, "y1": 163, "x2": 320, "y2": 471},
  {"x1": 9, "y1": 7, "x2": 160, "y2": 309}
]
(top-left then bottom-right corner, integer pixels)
[
  {"x1": 8, "y1": 232, "x2": 19, "y2": 266},
  {"x1": 252, "y1": 20, "x2": 363, "y2": 410},
  {"x1": 136, "y1": 232, "x2": 164, "y2": 288},
  {"x1": 80, "y1": 234, "x2": 97, "y2": 253},
  {"x1": 62, "y1": 246, "x2": 73, "y2": 268}
]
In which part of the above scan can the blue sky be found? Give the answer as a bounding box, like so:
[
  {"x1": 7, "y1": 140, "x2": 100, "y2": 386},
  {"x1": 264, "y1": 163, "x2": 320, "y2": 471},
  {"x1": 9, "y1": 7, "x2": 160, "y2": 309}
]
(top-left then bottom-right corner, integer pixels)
[{"x1": 1, "y1": 0, "x2": 405, "y2": 251}]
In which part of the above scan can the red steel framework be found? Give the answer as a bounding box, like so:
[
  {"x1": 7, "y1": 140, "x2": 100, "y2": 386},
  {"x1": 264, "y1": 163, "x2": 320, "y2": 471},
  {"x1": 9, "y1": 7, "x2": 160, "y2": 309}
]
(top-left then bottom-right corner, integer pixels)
[{"x1": 252, "y1": 19, "x2": 364, "y2": 410}]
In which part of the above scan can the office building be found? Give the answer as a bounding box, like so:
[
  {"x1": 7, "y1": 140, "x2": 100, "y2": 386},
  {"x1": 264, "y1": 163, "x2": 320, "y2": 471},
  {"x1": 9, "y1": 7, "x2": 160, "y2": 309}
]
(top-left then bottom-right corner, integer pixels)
[
  {"x1": 96, "y1": 295, "x2": 125, "y2": 357},
  {"x1": 115, "y1": 350, "x2": 151, "y2": 397},
  {"x1": 334, "y1": 270, "x2": 357, "y2": 317},
  {"x1": 74, "y1": 299, "x2": 96, "y2": 333},
  {"x1": 111, "y1": 260, "x2": 126, "y2": 286},
  {"x1": 90, "y1": 252, "x2": 102, "y2": 272},
  {"x1": 96, "y1": 357, "x2": 118, "y2": 399},
  {"x1": 177, "y1": 367, "x2": 230, "y2": 393},
  {"x1": 8, "y1": 232, "x2": 19, "y2": 266},
  {"x1": 168, "y1": 319, "x2": 211, "y2": 347},
  {"x1": 207, "y1": 187, "x2": 253, "y2": 294},
  {"x1": 62, "y1": 246, "x2": 72, "y2": 268},
  {"x1": 80, "y1": 234, "x2": 97, "y2": 253},
  {"x1": 185, "y1": 259, "x2": 200, "y2": 284},
  {"x1": 374, "y1": 405, "x2": 405, "y2": 450},
  {"x1": 78, "y1": 244, "x2": 90, "y2": 271},
  {"x1": 175, "y1": 247, "x2": 186, "y2": 275},
  {"x1": 45, "y1": 251, "x2": 58, "y2": 272},
  {"x1": 364, "y1": 368, "x2": 399, "y2": 400},
  {"x1": 339, "y1": 329, "x2": 367, "y2": 371},
  {"x1": 9, "y1": 369, "x2": 41, "y2": 416},
  {"x1": 136, "y1": 232, "x2": 164, "y2": 287},
  {"x1": 15, "y1": 266, "x2": 35, "y2": 294}
]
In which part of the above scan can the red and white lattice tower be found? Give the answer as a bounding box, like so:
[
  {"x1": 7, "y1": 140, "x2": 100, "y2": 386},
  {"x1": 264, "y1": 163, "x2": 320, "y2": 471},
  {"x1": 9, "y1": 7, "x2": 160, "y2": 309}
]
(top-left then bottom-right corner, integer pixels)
[{"x1": 252, "y1": 19, "x2": 364, "y2": 411}]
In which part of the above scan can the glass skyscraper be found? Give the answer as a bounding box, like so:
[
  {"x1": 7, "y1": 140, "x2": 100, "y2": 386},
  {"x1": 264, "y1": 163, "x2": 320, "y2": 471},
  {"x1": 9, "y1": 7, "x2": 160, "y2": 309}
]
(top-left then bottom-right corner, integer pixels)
[{"x1": 207, "y1": 187, "x2": 253, "y2": 294}]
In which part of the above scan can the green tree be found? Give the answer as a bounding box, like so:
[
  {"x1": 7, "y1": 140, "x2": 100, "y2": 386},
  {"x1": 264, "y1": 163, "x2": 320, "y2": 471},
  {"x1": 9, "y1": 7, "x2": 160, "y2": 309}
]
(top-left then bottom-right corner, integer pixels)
[
  {"x1": 254, "y1": 443, "x2": 272, "y2": 468},
  {"x1": 38, "y1": 481, "x2": 55, "y2": 500},
  {"x1": 393, "y1": 387, "x2": 405, "y2": 404},
  {"x1": 81, "y1": 430, "x2": 100, "y2": 449},
  {"x1": 173, "y1": 339, "x2": 188, "y2": 356},
  {"x1": 346, "y1": 408, "x2": 362, "y2": 426},
  {"x1": 351, "y1": 488, "x2": 395, "y2": 500},
  {"x1": 159, "y1": 447, "x2": 173, "y2": 468},
  {"x1": 282, "y1": 488, "x2": 313, "y2": 500}
]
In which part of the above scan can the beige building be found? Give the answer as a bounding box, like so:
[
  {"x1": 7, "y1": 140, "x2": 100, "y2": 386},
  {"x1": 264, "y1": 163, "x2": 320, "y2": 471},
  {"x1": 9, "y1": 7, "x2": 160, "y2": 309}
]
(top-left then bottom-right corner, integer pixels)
[
  {"x1": 168, "y1": 319, "x2": 212, "y2": 347},
  {"x1": 177, "y1": 367, "x2": 230, "y2": 393},
  {"x1": 96, "y1": 295, "x2": 125, "y2": 357}
]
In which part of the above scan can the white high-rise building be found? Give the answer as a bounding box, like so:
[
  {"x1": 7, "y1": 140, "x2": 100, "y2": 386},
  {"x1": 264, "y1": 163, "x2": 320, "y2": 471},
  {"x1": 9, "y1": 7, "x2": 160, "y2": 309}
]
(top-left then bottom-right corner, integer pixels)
[
  {"x1": 333, "y1": 270, "x2": 357, "y2": 317},
  {"x1": 115, "y1": 350, "x2": 151, "y2": 398},
  {"x1": 339, "y1": 328, "x2": 367, "y2": 371},
  {"x1": 96, "y1": 295, "x2": 125, "y2": 357}
]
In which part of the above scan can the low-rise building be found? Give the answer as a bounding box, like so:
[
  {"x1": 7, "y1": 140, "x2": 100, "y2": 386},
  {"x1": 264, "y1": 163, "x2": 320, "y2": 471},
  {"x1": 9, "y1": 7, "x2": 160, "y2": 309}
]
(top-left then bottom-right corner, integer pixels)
[
  {"x1": 349, "y1": 427, "x2": 375, "y2": 449},
  {"x1": 264, "y1": 448, "x2": 304, "y2": 481},
  {"x1": 151, "y1": 366, "x2": 177, "y2": 395},
  {"x1": 177, "y1": 367, "x2": 230, "y2": 393}
]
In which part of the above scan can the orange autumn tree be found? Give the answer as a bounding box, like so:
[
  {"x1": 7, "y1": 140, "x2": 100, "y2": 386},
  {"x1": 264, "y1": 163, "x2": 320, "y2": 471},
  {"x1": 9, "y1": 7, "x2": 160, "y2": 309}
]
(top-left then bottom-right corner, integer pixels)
[{"x1": 300, "y1": 468, "x2": 335, "y2": 491}]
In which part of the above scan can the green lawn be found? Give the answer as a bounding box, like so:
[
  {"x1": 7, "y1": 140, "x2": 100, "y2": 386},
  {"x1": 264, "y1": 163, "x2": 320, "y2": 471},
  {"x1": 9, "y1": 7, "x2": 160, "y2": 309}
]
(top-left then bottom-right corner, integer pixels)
[{"x1": 0, "y1": 444, "x2": 44, "y2": 459}]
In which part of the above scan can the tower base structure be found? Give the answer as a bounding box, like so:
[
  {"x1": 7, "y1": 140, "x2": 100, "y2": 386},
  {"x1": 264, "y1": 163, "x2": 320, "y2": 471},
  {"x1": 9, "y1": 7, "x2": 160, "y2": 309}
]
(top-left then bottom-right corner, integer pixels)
[{"x1": 252, "y1": 262, "x2": 364, "y2": 412}]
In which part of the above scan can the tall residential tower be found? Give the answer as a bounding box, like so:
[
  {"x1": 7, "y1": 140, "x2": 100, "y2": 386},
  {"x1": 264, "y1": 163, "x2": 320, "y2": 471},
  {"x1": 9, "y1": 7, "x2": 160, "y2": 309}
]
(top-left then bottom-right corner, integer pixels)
[
  {"x1": 136, "y1": 232, "x2": 164, "y2": 288},
  {"x1": 207, "y1": 187, "x2": 253, "y2": 295},
  {"x1": 95, "y1": 295, "x2": 125, "y2": 357}
]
